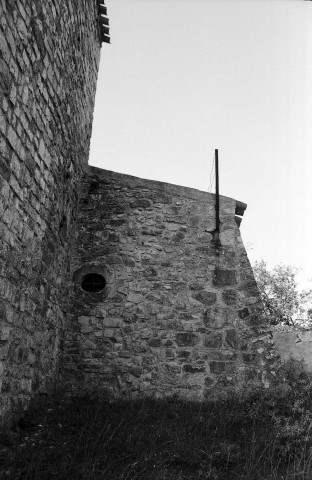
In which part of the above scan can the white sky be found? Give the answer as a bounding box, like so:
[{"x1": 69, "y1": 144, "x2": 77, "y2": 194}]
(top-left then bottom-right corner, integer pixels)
[{"x1": 89, "y1": 0, "x2": 312, "y2": 289}]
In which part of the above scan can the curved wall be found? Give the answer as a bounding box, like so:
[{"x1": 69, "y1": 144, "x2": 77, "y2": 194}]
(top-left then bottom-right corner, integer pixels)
[
  {"x1": 63, "y1": 167, "x2": 280, "y2": 400},
  {"x1": 0, "y1": 0, "x2": 101, "y2": 418}
]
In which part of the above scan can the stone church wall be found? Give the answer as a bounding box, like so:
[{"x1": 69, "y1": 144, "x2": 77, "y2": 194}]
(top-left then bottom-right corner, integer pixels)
[
  {"x1": 0, "y1": 1, "x2": 101, "y2": 419},
  {"x1": 63, "y1": 167, "x2": 279, "y2": 400},
  {"x1": 0, "y1": 0, "x2": 281, "y2": 420}
]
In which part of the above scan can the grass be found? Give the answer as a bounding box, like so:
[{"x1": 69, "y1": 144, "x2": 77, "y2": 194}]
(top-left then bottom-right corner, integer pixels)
[{"x1": 1, "y1": 360, "x2": 312, "y2": 480}]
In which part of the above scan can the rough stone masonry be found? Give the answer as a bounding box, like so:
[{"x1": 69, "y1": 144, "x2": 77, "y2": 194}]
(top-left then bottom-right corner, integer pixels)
[
  {"x1": 62, "y1": 168, "x2": 280, "y2": 400},
  {"x1": 0, "y1": 0, "x2": 280, "y2": 420},
  {"x1": 0, "y1": 0, "x2": 100, "y2": 420}
]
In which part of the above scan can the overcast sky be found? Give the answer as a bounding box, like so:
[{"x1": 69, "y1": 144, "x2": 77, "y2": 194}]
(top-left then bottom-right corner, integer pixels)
[{"x1": 89, "y1": 0, "x2": 312, "y2": 289}]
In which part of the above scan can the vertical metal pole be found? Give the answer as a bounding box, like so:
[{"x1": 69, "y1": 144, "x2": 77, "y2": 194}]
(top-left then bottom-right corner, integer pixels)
[{"x1": 215, "y1": 149, "x2": 220, "y2": 232}]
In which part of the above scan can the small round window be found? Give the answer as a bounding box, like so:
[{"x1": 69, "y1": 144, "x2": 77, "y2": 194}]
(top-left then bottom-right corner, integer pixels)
[{"x1": 81, "y1": 273, "x2": 106, "y2": 293}]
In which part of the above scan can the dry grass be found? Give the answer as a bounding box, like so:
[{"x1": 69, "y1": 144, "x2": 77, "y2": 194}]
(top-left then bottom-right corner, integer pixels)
[{"x1": 1, "y1": 360, "x2": 312, "y2": 480}]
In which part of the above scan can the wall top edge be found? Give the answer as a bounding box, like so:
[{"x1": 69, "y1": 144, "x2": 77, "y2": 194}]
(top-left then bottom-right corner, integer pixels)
[{"x1": 85, "y1": 166, "x2": 247, "y2": 215}]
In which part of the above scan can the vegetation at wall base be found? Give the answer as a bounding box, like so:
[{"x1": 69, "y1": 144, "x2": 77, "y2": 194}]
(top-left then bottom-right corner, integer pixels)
[{"x1": 1, "y1": 361, "x2": 312, "y2": 480}]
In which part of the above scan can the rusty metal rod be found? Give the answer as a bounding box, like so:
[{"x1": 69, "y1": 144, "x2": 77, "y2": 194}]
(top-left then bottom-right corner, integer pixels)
[{"x1": 215, "y1": 149, "x2": 220, "y2": 232}]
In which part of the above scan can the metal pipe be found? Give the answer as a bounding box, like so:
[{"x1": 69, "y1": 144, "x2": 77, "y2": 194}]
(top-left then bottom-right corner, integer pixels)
[{"x1": 215, "y1": 149, "x2": 220, "y2": 232}]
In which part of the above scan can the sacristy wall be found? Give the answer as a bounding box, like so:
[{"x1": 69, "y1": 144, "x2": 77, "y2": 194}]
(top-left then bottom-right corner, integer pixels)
[
  {"x1": 0, "y1": 0, "x2": 101, "y2": 418},
  {"x1": 63, "y1": 167, "x2": 280, "y2": 400}
]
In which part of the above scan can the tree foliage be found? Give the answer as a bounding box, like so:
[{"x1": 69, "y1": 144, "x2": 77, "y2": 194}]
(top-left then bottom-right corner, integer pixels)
[{"x1": 253, "y1": 260, "x2": 312, "y2": 326}]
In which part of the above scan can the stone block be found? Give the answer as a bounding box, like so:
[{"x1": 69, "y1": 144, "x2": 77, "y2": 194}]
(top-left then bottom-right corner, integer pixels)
[
  {"x1": 143, "y1": 266, "x2": 157, "y2": 277},
  {"x1": 82, "y1": 340, "x2": 96, "y2": 350},
  {"x1": 0, "y1": 325, "x2": 10, "y2": 341},
  {"x1": 164, "y1": 364, "x2": 182, "y2": 374},
  {"x1": 119, "y1": 351, "x2": 132, "y2": 358},
  {"x1": 78, "y1": 316, "x2": 90, "y2": 326},
  {"x1": 178, "y1": 350, "x2": 190, "y2": 359},
  {"x1": 4, "y1": 304, "x2": 13, "y2": 323},
  {"x1": 204, "y1": 333, "x2": 223, "y2": 349},
  {"x1": 141, "y1": 226, "x2": 163, "y2": 236},
  {"x1": 148, "y1": 338, "x2": 162, "y2": 347},
  {"x1": 103, "y1": 318, "x2": 122, "y2": 328},
  {"x1": 204, "y1": 376, "x2": 215, "y2": 387},
  {"x1": 166, "y1": 223, "x2": 180, "y2": 231},
  {"x1": 204, "y1": 307, "x2": 226, "y2": 328},
  {"x1": 209, "y1": 361, "x2": 226, "y2": 374},
  {"x1": 238, "y1": 307, "x2": 250, "y2": 319},
  {"x1": 222, "y1": 289, "x2": 237, "y2": 305},
  {"x1": 0, "y1": 58, "x2": 12, "y2": 95},
  {"x1": 172, "y1": 231, "x2": 185, "y2": 242},
  {"x1": 220, "y1": 229, "x2": 235, "y2": 246},
  {"x1": 127, "y1": 292, "x2": 143, "y2": 304},
  {"x1": 243, "y1": 353, "x2": 257, "y2": 363},
  {"x1": 189, "y1": 282, "x2": 204, "y2": 291},
  {"x1": 213, "y1": 268, "x2": 237, "y2": 287},
  {"x1": 140, "y1": 329, "x2": 152, "y2": 339},
  {"x1": 175, "y1": 332, "x2": 199, "y2": 347},
  {"x1": 103, "y1": 328, "x2": 115, "y2": 338},
  {"x1": 7, "y1": 126, "x2": 17, "y2": 149},
  {"x1": 195, "y1": 246, "x2": 211, "y2": 254},
  {"x1": 188, "y1": 216, "x2": 200, "y2": 227},
  {"x1": 28, "y1": 353, "x2": 36, "y2": 364},
  {"x1": 15, "y1": 347, "x2": 28, "y2": 364},
  {"x1": 130, "y1": 199, "x2": 152, "y2": 208},
  {"x1": 0, "y1": 31, "x2": 9, "y2": 62},
  {"x1": 193, "y1": 291, "x2": 217, "y2": 306},
  {"x1": 80, "y1": 325, "x2": 92, "y2": 333},
  {"x1": 183, "y1": 364, "x2": 205, "y2": 373},
  {"x1": 165, "y1": 349, "x2": 175, "y2": 358},
  {"x1": 225, "y1": 329, "x2": 239, "y2": 348}
]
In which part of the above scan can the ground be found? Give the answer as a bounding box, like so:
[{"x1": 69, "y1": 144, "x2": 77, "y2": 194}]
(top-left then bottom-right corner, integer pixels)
[{"x1": 1, "y1": 367, "x2": 312, "y2": 480}]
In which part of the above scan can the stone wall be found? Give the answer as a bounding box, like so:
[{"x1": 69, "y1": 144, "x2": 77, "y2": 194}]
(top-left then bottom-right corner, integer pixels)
[
  {"x1": 0, "y1": 0, "x2": 282, "y2": 418},
  {"x1": 63, "y1": 167, "x2": 280, "y2": 400},
  {"x1": 0, "y1": 1, "x2": 101, "y2": 419}
]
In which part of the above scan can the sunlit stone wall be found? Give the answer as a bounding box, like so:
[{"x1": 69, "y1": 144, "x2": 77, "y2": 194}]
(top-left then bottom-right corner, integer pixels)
[{"x1": 63, "y1": 167, "x2": 280, "y2": 400}]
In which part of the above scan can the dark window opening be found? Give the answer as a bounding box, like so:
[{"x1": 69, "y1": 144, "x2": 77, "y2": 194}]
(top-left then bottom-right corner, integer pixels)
[{"x1": 81, "y1": 273, "x2": 106, "y2": 293}]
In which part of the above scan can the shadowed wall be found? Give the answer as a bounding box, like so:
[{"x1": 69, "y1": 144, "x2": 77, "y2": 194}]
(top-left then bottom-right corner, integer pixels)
[{"x1": 0, "y1": 0, "x2": 101, "y2": 418}]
